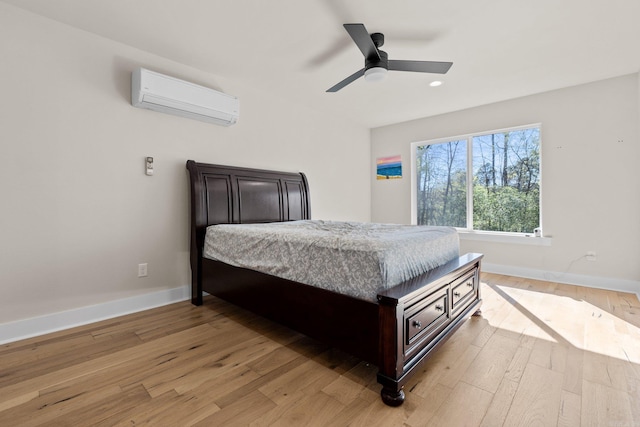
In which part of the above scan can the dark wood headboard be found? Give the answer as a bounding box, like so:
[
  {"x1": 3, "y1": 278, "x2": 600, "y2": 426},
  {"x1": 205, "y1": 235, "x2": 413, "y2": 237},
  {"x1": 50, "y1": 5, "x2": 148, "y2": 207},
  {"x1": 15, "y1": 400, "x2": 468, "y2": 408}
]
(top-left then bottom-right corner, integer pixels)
[{"x1": 186, "y1": 160, "x2": 311, "y2": 292}]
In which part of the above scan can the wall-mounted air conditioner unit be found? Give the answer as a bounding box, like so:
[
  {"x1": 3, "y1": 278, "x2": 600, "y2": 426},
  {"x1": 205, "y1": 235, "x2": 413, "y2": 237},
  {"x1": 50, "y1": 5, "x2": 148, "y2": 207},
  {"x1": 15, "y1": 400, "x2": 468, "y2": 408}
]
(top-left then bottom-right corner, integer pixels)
[{"x1": 131, "y1": 68, "x2": 239, "y2": 126}]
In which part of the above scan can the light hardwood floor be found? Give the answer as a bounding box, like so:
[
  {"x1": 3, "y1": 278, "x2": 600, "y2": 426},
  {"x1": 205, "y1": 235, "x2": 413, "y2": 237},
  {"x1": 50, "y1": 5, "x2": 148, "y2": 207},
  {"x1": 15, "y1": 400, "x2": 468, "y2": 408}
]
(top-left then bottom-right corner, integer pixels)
[{"x1": 1, "y1": 273, "x2": 639, "y2": 426}]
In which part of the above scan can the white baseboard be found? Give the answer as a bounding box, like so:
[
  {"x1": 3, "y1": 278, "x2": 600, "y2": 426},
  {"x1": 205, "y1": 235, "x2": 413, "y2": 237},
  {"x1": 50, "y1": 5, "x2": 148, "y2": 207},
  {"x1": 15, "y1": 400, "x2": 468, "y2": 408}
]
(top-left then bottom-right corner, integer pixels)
[
  {"x1": 483, "y1": 262, "x2": 640, "y2": 300},
  {"x1": 0, "y1": 285, "x2": 191, "y2": 345}
]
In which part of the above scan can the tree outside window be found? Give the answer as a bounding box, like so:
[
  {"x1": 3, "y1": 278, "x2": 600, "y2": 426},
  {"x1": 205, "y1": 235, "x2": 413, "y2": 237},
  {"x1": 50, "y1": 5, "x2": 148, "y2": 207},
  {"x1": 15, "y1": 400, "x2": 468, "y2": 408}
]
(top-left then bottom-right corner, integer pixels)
[{"x1": 415, "y1": 125, "x2": 540, "y2": 233}]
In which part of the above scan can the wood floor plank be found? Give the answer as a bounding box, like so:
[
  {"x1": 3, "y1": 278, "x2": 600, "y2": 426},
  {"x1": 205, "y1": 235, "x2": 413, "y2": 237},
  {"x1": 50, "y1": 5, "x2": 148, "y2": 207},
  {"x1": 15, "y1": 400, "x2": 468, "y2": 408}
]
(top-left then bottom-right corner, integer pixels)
[
  {"x1": 113, "y1": 389, "x2": 221, "y2": 427},
  {"x1": 503, "y1": 363, "x2": 564, "y2": 426},
  {"x1": 324, "y1": 392, "x2": 382, "y2": 426},
  {"x1": 257, "y1": 357, "x2": 341, "y2": 406},
  {"x1": 581, "y1": 379, "x2": 635, "y2": 427},
  {"x1": 426, "y1": 381, "x2": 493, "y2": 427},
  {"x1": 557, "y1": 390, "x2": 581, "y2": 427},
  {"x1": 0, "y1": 323, "x2": 214, "y2": 412},
  {"x1": 179, "y1": 364, "x2": 261, "y2": 403},
  {"x1": 503, "y1": 345, "x2": 532, "y2": 383},
  {"x1": 246, "y1": 345, "x2": 302, "y2": 376},
  {"x1": 563, "y1": 345, "x2": 584, "y2": 395},
  {"x1": 142, "y1": 333, "x2": 278, "y2": 398},
  {"x1": 0, "y1": 332, "x2": 144, "y2": 388},
  {"x1": 529, "y1": 336, "x2": 568, "y2": 373},
  {"x1": 211, "y1": 352, "x2": 309, "y2": 409},
  {"x1": 321, "y1": 374, "x2": 368, "y2": 406},
  {"x1": 405, "y1": 383, "x2": 453, "y2": 426},
  {"x1": 461, "y1": 333, "x2": 520, "y2": 393},
  {"x1": 408, "y1": 340, "x2": 481, "y2": 396},
  {"x1": 0, "y1": 383, "x2": 123, "y2": 427},
  {"x1": 435, "y1": 342, "x2": 483, "y2": 390},
  {"x1": 55, "y1": 384, "x2": 151, "y2": 427},
  {"x1": 341, "y1": 360, "x2": 379, "y2": 393},
  {"x1": 0, "y1": 333, "x2": 95, "y2": 369},
  {"x1": 193, "y1": 390, "x2": 276, "y2": 426},
  {"x1": 336, "y1": 394, "x2": 413, "y2": 427},
  {"x1": 0, "y1": 384, "x2": 123, "y2": 427},
  {"x1": 479, "y1": 378, "x2": 519, "y2": 427},
  {"x1": 629, "y1": 377, "x2": 640, "y2": 426},
  {"x1": 254, "y1": 391, "x2": 345, "y2": 427}
]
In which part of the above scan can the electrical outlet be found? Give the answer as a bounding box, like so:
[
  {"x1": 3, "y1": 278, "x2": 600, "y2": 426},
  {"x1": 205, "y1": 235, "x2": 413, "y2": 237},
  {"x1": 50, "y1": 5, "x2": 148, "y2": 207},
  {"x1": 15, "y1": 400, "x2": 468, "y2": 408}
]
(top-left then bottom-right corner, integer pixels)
[
  {"x1": 138, "y1": 263, "x2": 148, "y2": 277},
  {"x1": 586, "y1": 251, "x2": 597, "y2": 262}
]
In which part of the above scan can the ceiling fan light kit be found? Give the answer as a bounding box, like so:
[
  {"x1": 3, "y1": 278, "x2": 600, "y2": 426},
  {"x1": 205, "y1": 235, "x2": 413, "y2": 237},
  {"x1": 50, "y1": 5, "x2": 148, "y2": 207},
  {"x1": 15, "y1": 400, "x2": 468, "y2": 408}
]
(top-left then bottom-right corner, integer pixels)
[
  {"x1": 364, "y1": 67, "x2": 387, "y2": 82},
  {"x1": 327, "y1": 23, "x2": 453, "y2": 92}
]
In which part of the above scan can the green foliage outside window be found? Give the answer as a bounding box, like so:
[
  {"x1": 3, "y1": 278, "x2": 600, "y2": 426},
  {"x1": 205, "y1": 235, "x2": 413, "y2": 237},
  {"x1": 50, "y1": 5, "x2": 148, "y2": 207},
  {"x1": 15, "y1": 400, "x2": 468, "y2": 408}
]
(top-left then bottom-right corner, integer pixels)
[{"x1": 416, "y1": 126, "x2": 540, "y2": 233}]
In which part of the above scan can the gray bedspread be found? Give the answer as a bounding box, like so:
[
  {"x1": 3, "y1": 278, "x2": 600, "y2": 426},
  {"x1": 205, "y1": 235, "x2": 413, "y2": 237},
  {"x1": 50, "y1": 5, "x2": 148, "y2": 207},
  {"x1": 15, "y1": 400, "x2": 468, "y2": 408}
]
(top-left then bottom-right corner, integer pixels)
[{"x1": 204, "y1": 220, "x2": 459, "y2": 302}]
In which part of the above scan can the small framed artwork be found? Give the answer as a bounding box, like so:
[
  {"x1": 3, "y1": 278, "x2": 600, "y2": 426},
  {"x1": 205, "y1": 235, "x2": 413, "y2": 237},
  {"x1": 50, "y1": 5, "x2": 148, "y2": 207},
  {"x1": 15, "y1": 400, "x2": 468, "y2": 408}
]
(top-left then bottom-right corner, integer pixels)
[{"x1": 376, "y1": 155, "x2": 402, "y2": 180}]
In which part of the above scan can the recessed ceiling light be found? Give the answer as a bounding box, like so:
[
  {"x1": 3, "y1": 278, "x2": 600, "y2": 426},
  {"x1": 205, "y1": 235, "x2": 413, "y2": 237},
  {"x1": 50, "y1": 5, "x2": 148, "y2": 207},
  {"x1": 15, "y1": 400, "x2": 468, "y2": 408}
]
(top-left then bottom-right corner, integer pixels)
[{"x1": 430, "y1": 81, "x2": 443, "y2": 87}]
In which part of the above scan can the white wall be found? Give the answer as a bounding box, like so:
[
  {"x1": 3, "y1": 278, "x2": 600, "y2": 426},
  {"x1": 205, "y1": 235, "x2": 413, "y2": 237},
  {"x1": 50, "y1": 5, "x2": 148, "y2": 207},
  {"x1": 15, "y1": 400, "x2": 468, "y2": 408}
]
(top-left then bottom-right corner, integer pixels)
[
  {"x1": 371, "y1": 74, "x2": 640, "y2": 291},
  {"x1": 0, "y1": 4, "x2": 370, "y2": 326}
]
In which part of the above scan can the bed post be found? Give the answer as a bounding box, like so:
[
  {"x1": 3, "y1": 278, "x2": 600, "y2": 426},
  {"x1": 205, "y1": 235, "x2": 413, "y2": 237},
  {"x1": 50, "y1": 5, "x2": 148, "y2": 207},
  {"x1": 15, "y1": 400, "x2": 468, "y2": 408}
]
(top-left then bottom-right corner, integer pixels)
[
  {"x1": 187, "y1": 160, "x2": 204, "y2": 306},
  {"x1": 377, "y1": 298, "x2": 405, "y2": 406},
  {"x1": 189, "y1": 237, "x2": 203, "y2": 306}
]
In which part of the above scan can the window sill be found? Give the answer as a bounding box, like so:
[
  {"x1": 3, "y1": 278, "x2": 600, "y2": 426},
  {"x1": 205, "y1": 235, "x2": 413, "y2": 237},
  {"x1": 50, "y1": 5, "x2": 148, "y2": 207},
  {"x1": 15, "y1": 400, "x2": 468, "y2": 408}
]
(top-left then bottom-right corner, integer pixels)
[{"x1": 458, "y1": 230, "x2": 552, "y2": 246}]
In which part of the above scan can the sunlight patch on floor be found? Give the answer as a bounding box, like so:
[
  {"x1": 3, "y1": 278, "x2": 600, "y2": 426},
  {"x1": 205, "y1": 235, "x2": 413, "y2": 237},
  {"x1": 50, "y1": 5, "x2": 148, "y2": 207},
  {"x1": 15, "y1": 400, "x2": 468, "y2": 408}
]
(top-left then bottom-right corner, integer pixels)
[{"x1": 480, "y1": 281, "x2": 640, "y2": 363}]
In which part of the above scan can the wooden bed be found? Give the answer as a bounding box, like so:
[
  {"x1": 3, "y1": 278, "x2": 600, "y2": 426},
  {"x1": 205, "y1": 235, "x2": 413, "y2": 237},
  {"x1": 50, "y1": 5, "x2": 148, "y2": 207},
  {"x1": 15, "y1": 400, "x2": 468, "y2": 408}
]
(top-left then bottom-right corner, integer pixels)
[{"x1": 187, "y1": 160, "x2": 483, "y2": 406}]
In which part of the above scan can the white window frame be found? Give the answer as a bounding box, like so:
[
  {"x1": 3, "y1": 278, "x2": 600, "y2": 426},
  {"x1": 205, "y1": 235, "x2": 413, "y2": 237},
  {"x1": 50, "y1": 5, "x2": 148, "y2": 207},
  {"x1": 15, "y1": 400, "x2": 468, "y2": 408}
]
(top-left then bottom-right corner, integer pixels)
[{"x1": 411, "y1": 123, "x2": 550, "y2": 246}]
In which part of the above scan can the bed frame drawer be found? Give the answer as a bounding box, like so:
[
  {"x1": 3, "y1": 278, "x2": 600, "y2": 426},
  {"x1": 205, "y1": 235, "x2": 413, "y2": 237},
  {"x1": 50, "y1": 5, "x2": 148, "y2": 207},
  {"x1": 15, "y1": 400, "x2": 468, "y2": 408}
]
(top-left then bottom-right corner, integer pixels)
[
  {"x1": 404, "y1": 286, "x2": 449, "y2": 358},
  {"x1": 451, "y1": 268, "x2": 478, "y2": 313}
]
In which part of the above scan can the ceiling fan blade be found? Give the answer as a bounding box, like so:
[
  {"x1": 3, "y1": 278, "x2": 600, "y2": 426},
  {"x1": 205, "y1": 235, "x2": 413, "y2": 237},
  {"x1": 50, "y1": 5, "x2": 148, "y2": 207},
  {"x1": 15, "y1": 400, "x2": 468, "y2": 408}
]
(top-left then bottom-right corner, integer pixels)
[
  {"x1": 388, "y1": 60, "x2": 453, "y2": 74},
  {"x1": 344, "y1": 23, "x2": 380, "y2": 61},
  {"x1": 326, "y1": 68, "x2": 365, "y2": 92}
]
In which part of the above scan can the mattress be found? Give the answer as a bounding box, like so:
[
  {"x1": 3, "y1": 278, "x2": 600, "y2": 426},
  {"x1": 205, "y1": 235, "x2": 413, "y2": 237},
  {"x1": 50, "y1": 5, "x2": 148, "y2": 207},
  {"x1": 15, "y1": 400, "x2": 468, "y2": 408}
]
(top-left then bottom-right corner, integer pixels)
[{"x1": 204, "y1": 220, "x2": 459, "y2": 302}]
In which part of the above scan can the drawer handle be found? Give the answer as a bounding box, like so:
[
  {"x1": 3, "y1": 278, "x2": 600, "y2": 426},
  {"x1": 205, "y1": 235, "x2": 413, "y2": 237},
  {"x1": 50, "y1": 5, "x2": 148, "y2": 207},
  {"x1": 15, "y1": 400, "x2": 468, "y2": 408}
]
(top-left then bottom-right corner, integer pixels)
[
  {"x1": 454, "y1": 291, "x2": 461, "y2": 297},
  {"x1": 435, "y1": 305, "x2": 444, "y2": 312},
  {"x1": 466, "y1": 282, "x2": 473, "y2": 287},
  {"x1": 413, "y1": 320, "x2": 422, "y2": 328}
]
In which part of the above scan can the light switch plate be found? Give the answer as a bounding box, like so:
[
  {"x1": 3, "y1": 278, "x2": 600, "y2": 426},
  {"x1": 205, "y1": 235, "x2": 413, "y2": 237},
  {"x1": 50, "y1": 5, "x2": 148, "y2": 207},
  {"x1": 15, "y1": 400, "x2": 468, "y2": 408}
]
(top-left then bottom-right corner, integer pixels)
[{"x1": 145, "y1": 157, "x2": 154, "y2": 176}]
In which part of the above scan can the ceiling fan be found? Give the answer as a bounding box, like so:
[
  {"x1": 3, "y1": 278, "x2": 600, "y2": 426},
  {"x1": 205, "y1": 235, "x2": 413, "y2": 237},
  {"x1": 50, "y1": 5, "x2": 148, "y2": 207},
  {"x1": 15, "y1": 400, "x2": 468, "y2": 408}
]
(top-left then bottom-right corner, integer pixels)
[{"x1": 327, "y1": 23, "x2": 453, "y2": 92}]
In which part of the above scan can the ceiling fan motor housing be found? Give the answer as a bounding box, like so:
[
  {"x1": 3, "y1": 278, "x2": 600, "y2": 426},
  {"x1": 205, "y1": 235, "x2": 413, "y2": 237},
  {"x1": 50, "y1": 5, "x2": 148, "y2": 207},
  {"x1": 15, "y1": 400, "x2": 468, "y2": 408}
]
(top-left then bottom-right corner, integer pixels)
[
  {"x1": 371, "y1": 32, "x2": 385, "y2": 48},
  {"x1": 366, "y1": 49, "x2": 388, "y2": 71},
  {"x1": 366, "y1": 32, "x2": 388, "y2": 71}
]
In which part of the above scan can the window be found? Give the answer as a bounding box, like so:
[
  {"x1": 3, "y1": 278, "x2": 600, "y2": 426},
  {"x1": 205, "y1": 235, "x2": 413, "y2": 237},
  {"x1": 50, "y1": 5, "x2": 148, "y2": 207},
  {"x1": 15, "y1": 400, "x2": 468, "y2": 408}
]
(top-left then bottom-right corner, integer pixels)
[{"x1": 414, "y1": 125, "x2": 540, "y2": 234}]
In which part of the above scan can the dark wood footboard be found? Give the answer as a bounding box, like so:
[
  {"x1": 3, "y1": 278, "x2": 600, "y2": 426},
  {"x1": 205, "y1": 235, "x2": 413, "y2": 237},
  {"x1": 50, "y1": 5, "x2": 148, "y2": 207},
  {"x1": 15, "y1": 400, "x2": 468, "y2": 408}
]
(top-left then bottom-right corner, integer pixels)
[{"x1": 377, "y1": 253, "x2": 483, "y2": 405}]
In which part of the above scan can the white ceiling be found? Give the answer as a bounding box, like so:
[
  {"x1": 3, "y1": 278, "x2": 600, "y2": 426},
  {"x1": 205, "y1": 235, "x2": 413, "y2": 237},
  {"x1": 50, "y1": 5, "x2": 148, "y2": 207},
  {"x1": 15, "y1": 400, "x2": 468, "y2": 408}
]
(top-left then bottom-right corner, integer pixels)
[{"x1": 4, "y1": 0, "x2": 640, "y2": 128}]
